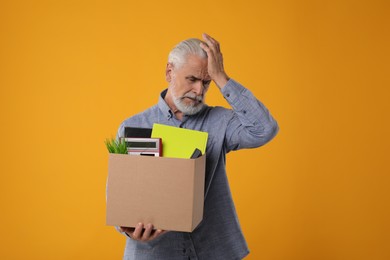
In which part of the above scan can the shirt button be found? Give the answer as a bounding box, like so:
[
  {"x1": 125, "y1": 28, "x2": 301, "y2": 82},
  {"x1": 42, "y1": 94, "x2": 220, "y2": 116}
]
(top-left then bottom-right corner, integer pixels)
[
  {"x1": 243, "y1": 110, "x2": 247, "y2": 114},
  {"x1": 226, "y1": 93, "x2": 230, "y2": 98}
]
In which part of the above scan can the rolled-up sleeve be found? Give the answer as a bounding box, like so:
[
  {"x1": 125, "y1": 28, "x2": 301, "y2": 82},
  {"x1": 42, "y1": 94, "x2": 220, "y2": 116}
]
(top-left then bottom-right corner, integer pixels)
[{"x1": 221, "y1": 79, "x2": 279, "y2": 152}]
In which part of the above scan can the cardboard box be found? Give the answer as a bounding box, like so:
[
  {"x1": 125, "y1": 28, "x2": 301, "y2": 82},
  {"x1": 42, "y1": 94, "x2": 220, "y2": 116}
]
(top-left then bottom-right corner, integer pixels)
[{"x1": 106, "y1": 153, "x2": 206, "y2": 232}]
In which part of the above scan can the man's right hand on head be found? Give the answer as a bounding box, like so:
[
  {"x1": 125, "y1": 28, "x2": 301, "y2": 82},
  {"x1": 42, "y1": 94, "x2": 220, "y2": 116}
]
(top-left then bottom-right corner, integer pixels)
[{"x1": 119, "y1": 223, "x2": 167, "y2": 242}]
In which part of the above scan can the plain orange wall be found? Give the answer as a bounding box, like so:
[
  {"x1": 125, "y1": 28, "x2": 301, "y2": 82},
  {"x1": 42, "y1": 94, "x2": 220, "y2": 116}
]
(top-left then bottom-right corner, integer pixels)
[{"x1": 1, "y1": 0, "x2": 389, "y2": 259}]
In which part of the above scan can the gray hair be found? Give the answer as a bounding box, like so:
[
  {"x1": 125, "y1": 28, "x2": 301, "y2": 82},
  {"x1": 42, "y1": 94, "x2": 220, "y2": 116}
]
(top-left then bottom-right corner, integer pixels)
[{"x1": 168, "y1": 38, "x2": 207, "y2": 68}]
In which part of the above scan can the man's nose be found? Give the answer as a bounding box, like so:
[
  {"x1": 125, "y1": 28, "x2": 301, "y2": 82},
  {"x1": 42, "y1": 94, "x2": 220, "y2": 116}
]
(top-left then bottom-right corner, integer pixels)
[{"x1": 193, "y1": 81, "x2": 204, "y2": 96}]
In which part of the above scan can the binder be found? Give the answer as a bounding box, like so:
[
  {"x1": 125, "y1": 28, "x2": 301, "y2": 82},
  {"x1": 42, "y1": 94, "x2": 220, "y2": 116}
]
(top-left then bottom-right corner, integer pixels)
[
  {"x1": 151, "y1": 123, "x2": 208, "y2": 159},
  {"x1": 125, "y1": 127, "x2": 152, "y2": 138}
]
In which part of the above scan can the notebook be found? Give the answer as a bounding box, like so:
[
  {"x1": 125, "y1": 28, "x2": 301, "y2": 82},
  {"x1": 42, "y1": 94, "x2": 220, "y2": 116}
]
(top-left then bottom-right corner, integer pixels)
[{"x1": 151, "y1": 123, "x2": 208, "y2": 159}]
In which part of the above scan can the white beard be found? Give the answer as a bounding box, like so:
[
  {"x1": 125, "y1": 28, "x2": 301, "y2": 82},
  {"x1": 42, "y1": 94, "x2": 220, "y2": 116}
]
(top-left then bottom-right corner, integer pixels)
[
  {"x1": 170, "y1": 81, "x2": 205, "y2": 115},
  {"x1": 172, "y1": 92, "x2": 205, "y2": 115}
]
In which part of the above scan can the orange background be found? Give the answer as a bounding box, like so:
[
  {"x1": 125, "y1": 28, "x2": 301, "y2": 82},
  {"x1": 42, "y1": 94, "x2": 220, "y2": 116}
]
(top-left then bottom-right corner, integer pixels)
[{"x1": 0, "y1": 0, "x2": 389, "y2": 259}]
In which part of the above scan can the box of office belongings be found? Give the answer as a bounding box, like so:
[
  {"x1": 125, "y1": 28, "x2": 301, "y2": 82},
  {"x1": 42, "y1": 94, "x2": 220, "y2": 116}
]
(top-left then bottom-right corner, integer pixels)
[{"x1": 106, "y1": 153, "x2": 206, "y2": 232}]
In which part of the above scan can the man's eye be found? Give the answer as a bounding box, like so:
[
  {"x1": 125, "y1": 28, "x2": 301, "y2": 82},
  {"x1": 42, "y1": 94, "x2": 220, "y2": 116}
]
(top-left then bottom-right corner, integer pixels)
[
  {"x1": 188, "y1": 78, "x2": 196, "y2": 82},
  {"x1": 204, "y1": 81, "x2": 211, "y2": 87}
]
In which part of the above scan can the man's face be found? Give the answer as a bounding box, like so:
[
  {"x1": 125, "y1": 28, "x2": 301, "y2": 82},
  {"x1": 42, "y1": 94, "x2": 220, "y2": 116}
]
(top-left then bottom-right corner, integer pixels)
[{"x1": 166, "y1": 54, "x2": 211, "y2": 115}]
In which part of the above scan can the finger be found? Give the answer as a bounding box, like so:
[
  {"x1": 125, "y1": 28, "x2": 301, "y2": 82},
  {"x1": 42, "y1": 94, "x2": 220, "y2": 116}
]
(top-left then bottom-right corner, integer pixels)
[
  {"x1": 202, "y1": 38, "x2": 217, "y2": 53},
  {"x1": 141, "y1": 223, "x2": 153, "y2": 241},
  {"x1": 200, "y1": 42, "x2": 219, "y2": 61},
  {"x1": 132, "y1": 223, "x2": 144, "y2": 240},
  {"x1": 202, "y1": 33, "x2": 220, "y2": 51},
  {"x1": 199, "y1": 42, "x2": 211, "y2": 54},
  {"x1": 120, "y1": 226, "x2": 134, "y2": 234},
  {"x1": 202, "y1": 33, "x2": 216, "y2": 45},
  {"x1": 150, "y1": 229, "x2": 166, "y2": 240},
  {"x1": 202, "y1": 34, "x2": 214, "y2": 48},
  {"x1": 200, "y1": 42, "x2": 218, "y2": 62}
]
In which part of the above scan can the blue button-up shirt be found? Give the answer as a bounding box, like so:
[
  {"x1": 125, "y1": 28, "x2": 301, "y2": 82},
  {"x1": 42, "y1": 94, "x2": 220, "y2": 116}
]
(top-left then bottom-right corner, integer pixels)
[{"x1": 116, "y1": 79, "x2": 279, "y2": 260}]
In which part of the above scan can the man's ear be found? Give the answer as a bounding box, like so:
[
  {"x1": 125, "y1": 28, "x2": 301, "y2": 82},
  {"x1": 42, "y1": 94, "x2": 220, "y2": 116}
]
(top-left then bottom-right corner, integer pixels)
[{"x1": 166, "y1": 63, "x2": 173, "y2": 82}]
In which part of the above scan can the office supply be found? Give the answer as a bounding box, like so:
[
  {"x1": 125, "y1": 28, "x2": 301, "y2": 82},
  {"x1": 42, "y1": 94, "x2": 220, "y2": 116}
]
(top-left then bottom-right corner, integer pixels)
[
  {"x1": 151, "y1": 123, "x2": 208, "y2": 159},
  {"x1": 125, "y1": 127, "x2": 152, "y2": 138},
  {"x1": 190, "y1": 148, "x2": 202, "y2": 159},
  {"x1": 122, "y1": 137, "x2": 162, "y2": 157}
]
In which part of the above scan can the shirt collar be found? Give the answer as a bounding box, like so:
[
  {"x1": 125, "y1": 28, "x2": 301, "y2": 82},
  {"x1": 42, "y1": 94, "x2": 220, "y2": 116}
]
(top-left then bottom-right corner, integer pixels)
[{"x1": 158, "y1": 89, "x2": 174, "y2": 119}]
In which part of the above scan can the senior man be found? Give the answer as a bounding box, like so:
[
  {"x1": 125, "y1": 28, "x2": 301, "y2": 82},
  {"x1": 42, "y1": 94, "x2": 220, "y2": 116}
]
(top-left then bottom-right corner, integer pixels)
[{"x1": 116, "y1": 33, "x2": 279, "y2": 259}]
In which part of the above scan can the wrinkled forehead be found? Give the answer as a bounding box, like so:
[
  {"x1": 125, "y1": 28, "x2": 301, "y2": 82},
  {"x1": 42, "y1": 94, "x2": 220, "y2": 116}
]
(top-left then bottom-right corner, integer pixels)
[{"x1": 177, "y1": 54, "x2": 210, "y2": 80}]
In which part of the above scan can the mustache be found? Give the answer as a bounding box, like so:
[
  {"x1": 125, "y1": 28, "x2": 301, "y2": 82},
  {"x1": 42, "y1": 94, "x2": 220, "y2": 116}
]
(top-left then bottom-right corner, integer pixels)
[{"x1": 181, "y1": 93, "x2": 203, "y2": 103}]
